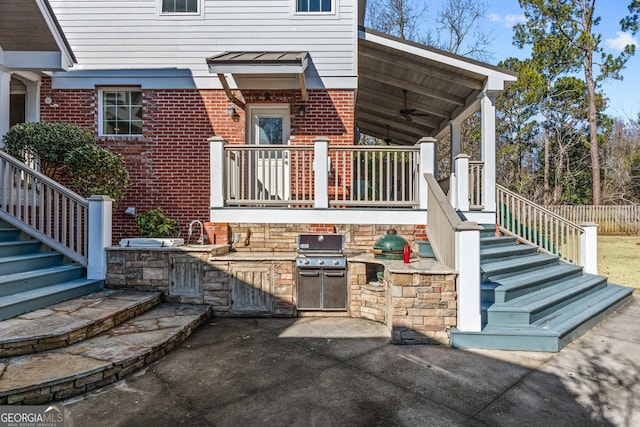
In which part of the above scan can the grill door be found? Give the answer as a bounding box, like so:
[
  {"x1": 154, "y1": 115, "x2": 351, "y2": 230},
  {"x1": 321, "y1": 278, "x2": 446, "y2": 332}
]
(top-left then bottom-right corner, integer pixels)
[
  {"x1": 322, "y1": 270, "x2": 347, "y2": 310},
  {"x1": 297, "y1": 269, "x2": 321, "y2": 310}
]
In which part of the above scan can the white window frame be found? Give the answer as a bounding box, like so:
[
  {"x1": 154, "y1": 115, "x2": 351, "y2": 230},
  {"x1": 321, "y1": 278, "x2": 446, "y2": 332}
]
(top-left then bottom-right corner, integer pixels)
[
  {"x1": 97, "y1": 87, "x2": 143, "y2": 138},
  {"x1": 291, "y1": 0, "x2": 338, "y2": 18},
  {"x1": 156, "y1": 0, "x2": 204, "y2": 19}
]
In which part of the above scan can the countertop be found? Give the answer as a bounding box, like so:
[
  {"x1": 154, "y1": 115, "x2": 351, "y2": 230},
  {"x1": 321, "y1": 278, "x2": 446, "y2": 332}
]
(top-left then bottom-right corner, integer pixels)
[{"x1": 348, "y1": 253, "x2": 456, "y2": 275}]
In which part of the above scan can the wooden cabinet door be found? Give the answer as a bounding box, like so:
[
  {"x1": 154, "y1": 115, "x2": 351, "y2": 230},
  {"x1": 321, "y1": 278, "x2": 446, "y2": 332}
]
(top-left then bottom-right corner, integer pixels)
[{"x1": 229, "y1": 266, "x2": 273, "y2": 316}]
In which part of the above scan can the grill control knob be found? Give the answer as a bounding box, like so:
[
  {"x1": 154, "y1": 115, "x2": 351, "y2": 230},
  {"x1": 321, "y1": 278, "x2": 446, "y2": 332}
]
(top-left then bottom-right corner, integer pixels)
[
  {"x1": 318, "y1": 260, "x2": 325, "y2": 265},
  {"x1": 303, "y1": 259, "x2": 310, "y2": 265},
  {"x1": 333, "y1": 259, "x2": 340, "y2": 266}
]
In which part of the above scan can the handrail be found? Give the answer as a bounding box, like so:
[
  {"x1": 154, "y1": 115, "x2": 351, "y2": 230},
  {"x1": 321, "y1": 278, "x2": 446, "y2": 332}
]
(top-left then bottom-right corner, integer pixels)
[
  {"x1": 0, "y1": 150, "x2": 88, "y2": 265},
  {"x1": 496, "y1": 184, "x2": 584, "y2": 265},
  {"x1": 425, "y1": 172, "x2": 474, "y2": 267}
]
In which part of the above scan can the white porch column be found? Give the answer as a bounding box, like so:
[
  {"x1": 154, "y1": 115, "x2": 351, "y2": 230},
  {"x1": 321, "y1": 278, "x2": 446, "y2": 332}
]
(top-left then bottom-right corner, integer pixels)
[
  {"x1": 209, "y1": 136, "x2": 226, "y2": 209},
  {"x1": 455, "y1": 222, "x2": 482, "y2": 331},
  {"x1": 480, "y1": 90, "x2": 498, "y2": 212},
  {"x1": 417, "y1": 137, "x2": 437, "y2": 210},
  {"x1": 449, "y1": 120, "x2": 462, "y2": 170},
  {"x1": 87, "y1": 195, "x2": 113, "y2": 280},
  {"x1": 314, "y1": 136, "x2": 329, "y2": 209},
  {"x1": 453, "y1": 154, "x2": 470, "y2": 211},
  {"x1": 580, "y1": 222, "x2": 599, "y2": 275},
  {"x1": 25, "y1": 78, "x2": 40, "y2": 123},
  {"x1": 0, "y1": 70, "x2": 10, "y2": 141}
]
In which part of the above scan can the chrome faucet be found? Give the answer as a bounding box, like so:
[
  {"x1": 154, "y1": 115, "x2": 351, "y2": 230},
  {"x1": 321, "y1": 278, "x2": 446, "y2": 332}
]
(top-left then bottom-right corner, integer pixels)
[{"x1": 187, "y1": 220, "x2": 204, "y2": 245}]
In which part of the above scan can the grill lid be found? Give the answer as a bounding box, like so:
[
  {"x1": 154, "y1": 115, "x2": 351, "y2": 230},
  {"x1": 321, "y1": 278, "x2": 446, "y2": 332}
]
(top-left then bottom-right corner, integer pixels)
[{"x1": 297, "y1": 234, "x2": 344, "y2": 253}]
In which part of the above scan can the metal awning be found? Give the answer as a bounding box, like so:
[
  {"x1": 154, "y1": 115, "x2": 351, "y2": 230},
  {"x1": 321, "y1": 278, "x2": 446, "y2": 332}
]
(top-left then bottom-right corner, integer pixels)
[
  {"x1": 356, "y1": 29, "x2": 517, "y2": 145},
  {"x1": 0, "y1": 0, "x2": 76, "y2": 70},
  {"x1": 207, "y1": 51, "x2": 309, "y2": 101}
]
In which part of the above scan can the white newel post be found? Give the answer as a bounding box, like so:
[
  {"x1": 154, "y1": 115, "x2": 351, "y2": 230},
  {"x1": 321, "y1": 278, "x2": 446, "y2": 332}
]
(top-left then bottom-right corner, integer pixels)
[
  {"x1": 453, "y1": 154, "x2": 470, "y2": 211},
  {"x1": 87, "y1": 195, "x2": 113, "y2": 280},
  {"x1": 314, "y1": 136, "x2": 329, "y2": 209},
  {"x1": 0, "y1": 70, "x2": 10, "y2": 141},
  {"x1": 449, "y1": 120, "x2": 462, "y2": 169},
  {"x1": 455, "y1": 222, "x2": 482, "y2": 331},
  {"x1": 580, "y1": 222, "x2": 599, "y2": 275},
  {"x1": 209, "y1": 136, "x2": 226, "y2": 209},
  {"x1": 417, "y1": 137, "x2": 437, "y2": 210}
]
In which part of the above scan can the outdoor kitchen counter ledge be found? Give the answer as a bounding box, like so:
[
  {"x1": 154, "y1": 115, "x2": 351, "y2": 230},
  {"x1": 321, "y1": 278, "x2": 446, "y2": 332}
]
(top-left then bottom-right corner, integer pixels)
[
  {"x1": 348, "y1": 253, "x2": 456, "y2": 275},
  {"x1": 209, "y1": 251, "x2": 298, "y2": 261}
]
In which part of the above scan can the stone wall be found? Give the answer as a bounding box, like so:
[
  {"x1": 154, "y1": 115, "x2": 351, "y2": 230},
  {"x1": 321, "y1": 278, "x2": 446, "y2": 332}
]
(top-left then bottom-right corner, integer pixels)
[
  {"x1": 220, "y1": 223, "x2": 425, "y2": 253},
  {"x1": 106, "y1": 248, "x2": 295, "y2": 317}
]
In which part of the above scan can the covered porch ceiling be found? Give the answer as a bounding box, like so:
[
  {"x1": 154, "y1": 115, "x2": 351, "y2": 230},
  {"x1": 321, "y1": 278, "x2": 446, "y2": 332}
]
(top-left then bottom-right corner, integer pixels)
[
  {"x1": 0, "y1": 0, "x2": 75, "y2": 71},
  {"x1": 356, "y1": 29, "x2": 517, "y2": 146}
]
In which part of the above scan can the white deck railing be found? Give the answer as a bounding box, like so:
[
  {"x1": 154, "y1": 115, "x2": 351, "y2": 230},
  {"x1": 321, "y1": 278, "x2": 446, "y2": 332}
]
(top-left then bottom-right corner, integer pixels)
[
  {"x1": 469, "y1": 161, "x2": 484, "y2": 210},
  {"x1": 0, "y1": 150, "x2": 88, "y2": 265},
  {"x1": 222, "y1": 143, "x2": 420, "y2": 208},
  {"x1": 496, "y1": 184, "x2": 584, "y2": 265}
]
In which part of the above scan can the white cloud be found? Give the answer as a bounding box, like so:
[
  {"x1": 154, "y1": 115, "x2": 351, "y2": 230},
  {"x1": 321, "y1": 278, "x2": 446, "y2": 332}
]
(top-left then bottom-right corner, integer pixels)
[
  {"x1": 504, "y1": 14, "x2": 526, "y2": 27},
  {"x1": 487, "y1": 13, "x2": 526, "y2": 28},
  {"x1": 606, "y1": 31, "x2": 638, "y2": 51}
]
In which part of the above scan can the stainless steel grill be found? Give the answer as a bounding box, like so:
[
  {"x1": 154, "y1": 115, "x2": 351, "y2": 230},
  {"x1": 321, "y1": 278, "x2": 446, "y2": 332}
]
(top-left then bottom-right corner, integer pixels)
[{"x1": 296, "y1": 234, "x2": 347, "y2": 311}]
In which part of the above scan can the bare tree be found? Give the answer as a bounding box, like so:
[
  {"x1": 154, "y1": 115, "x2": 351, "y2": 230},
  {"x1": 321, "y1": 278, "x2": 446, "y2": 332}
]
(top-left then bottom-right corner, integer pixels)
[
  {"x1": 366, "y1": 0, "x2": 427, "y2": 41},
  {"x1": 429, "y1": 0, "x2": 495, "y2": 60}
]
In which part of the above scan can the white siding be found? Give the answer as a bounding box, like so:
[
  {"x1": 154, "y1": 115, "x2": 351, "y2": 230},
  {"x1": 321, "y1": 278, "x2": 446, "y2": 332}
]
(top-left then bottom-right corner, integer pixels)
[{"x1": 49, "y1": 0, "x2": 357, "y2": 89}]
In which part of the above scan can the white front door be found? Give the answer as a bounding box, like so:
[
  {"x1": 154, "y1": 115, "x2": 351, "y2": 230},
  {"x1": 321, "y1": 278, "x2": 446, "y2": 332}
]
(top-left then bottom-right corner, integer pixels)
[{"x1": 248, "y1": 106, "x2": 291, "y2": 201}]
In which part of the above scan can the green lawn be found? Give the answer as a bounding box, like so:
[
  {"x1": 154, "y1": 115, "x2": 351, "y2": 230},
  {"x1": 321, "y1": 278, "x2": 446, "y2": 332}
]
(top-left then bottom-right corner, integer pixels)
[{"x1": 598, "y1": 235, "x2": 640, "y2": 290}]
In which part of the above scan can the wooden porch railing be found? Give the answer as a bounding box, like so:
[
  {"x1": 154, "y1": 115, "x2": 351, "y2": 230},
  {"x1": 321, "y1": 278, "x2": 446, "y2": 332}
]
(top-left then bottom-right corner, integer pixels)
[
  {"x1": 497, "y1": 184, "x2": 584, "y2": 265},
  {"x1": 425, "y1": 173, "x2": 462, "y2": 267},
  {"x1": 469, "y1": 161, "x2": 483, "y2": 210},
  {"x1": 0, "y1": 150, "x2": 88, "y2": 266}
]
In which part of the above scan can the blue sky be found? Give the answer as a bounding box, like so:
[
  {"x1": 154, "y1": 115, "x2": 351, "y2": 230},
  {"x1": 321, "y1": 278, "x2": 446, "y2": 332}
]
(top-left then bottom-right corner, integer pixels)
[{"x1": 428, "y1": 0, "x2": 639, "y2": 119}]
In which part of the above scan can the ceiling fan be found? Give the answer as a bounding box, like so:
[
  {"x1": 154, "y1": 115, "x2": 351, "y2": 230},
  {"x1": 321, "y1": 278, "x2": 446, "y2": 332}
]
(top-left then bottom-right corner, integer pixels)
[{"x1": 398, "y1": 89, "x2": 429, "y2": 121}]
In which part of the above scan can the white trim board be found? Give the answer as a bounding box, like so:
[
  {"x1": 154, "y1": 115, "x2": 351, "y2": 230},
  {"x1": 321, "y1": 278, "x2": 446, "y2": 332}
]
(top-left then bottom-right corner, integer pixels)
[{"x1": 209, "y1": 208, "x2": 427, "y2": 225}]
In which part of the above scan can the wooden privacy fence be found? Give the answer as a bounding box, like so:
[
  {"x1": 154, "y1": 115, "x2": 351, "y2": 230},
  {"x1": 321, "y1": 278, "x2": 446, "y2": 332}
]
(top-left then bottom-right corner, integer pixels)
[{"x1": 546, "y1": 205, "x2": 640, "y2": 235}]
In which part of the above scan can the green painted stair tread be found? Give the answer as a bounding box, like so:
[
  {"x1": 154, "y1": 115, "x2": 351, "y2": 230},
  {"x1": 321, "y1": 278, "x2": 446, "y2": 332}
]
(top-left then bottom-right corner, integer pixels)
[
  {"x1": 488, "y1": 262, "x2": 583, "y2": 285},
  {"x1": 0, "y1": 252, "x2": 64, "y2": 275},
  {"x1": 0, "y1": 282, "x2": 101, "y2": 322},
  {"x1": 486, "y1": 274, "x2": 609, "y2": 324},
  {"x1": 0, "y1": 240, "x2": 41, "y2": 256},
  {"x1": 0, "y1": 303, "x2": 213, "y2": 404},
  {"x1": 532, "y1": 283, "x2": 633, "y2": 336},
  {"x1": 0, "y1": 264, "x2": 84, "y2": 285},
  {"x1": 480, "y1": 243, "x2": 538, "y2": 260},
  {"x1": 479, "y1": 236, "x2": 518, "y2": 246},
  {"x1": 481, "y1": 253, "x2": 559, "y2": 277},
  {"x1": 453, "y1": 284, "x2": 633, "y2": 351}
]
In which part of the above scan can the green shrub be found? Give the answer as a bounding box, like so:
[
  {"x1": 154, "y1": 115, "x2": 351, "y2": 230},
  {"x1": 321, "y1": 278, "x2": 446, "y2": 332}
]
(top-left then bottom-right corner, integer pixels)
[
  {"x1": 2, "y1": 122, "x2": 94, "y2": 180},
  {"x1": 136, "y1": 207, "x2": 179, "y2": 238},
  {"x1": 64, "y1": 145, "x2": 131, "y2": 203}
]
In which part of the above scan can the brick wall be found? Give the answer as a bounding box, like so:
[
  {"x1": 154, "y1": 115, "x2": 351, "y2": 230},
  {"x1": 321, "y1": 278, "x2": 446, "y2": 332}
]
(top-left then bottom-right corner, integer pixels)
[{"x1": 40, "y1": 78, "x2": 355, "y2": 241}]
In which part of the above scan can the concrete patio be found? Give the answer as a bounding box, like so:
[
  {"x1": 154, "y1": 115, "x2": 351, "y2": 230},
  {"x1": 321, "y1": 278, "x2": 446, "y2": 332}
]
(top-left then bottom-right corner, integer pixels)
[{"x1": 59, "y1": 294, "x2": 640, "y2": 426}]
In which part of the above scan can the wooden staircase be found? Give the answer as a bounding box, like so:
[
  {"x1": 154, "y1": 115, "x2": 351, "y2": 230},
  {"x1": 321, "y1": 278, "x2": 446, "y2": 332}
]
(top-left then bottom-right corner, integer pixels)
[
  {"x1": 450, "y1": 225, "x2": 633, "y2": 351},
  {"x1": 0, "y1": 220, "x2": 102, "y2": 321}
]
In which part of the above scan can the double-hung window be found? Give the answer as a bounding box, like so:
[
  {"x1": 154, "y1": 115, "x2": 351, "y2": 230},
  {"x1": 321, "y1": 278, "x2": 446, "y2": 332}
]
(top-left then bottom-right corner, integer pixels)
[
  {"x1": 99, "y1": 89, "x2": 143, "y2": 136},
  {"x1": 296, "y1": 0, "x2": 333, "y2": 13},
  {"x1": 161, "y1": 0, "x2": 199, "y2": 14}
]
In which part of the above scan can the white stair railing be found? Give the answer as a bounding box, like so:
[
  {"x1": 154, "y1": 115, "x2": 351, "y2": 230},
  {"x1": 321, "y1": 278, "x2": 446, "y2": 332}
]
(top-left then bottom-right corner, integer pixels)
[
  {"x1": 0, "y1": 150, "x2": 89, "y2": 266},
  {"x1": 496, "y1": 184, "x2": 584, "y2": 266}
]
